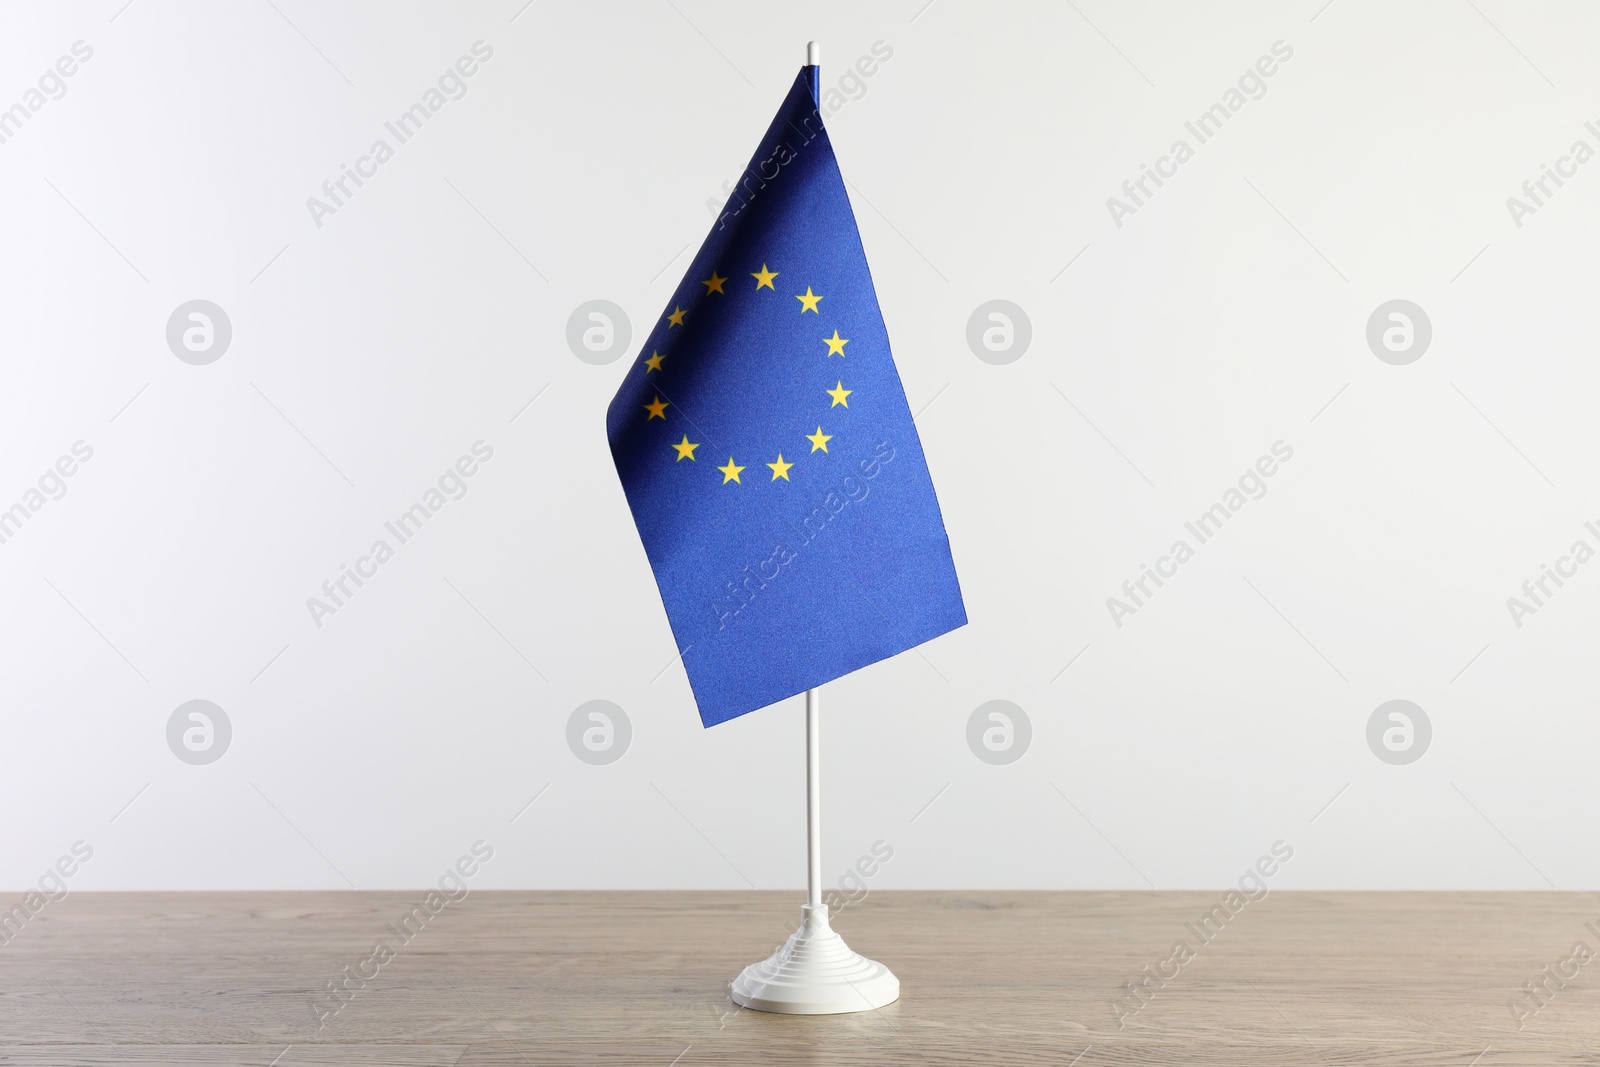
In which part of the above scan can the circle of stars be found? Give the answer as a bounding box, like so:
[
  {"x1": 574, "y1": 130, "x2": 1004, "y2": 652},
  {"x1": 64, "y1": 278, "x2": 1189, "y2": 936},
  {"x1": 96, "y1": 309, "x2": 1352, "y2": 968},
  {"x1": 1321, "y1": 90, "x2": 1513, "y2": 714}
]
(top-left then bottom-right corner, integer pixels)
[{"x1": 636, "y1": 261, "x2": 852, "y2": 487}]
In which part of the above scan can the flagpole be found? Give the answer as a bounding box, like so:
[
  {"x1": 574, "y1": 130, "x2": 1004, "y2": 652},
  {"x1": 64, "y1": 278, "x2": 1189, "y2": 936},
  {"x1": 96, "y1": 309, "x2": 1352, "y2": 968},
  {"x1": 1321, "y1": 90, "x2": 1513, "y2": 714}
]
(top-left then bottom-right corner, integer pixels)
[
  {"x1": 726, "y1": 37, "x2": 900, "y2": 1018},
  {"x1": 806, "y1": 686, "x2": 822, "y2": 911}
]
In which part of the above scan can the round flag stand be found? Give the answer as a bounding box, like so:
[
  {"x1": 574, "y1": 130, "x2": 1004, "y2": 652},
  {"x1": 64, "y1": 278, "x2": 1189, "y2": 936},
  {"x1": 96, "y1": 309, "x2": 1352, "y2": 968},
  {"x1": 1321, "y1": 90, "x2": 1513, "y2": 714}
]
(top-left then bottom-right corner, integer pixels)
[{"x1": 730, "y1": 682, "x2": 900, "y2": 1014}]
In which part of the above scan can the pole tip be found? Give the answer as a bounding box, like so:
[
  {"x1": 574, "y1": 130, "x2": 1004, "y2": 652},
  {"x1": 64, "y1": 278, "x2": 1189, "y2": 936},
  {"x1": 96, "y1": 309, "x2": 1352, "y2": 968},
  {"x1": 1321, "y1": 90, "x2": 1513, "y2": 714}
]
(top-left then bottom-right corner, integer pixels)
[{"x1": 806, "y1": 41, "x2": 819, "y2": 66}]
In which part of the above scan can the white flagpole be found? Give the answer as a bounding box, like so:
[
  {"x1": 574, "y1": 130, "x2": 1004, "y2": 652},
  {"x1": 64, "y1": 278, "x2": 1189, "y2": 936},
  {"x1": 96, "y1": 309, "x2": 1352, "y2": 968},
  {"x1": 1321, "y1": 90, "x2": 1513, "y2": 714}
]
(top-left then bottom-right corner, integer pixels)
[
  {"x1": 727, "y1": 41, "x2": 899, "y2": 1015},
  {"x1": 806, "y1": 686, "x2": 822, "y2": 911}
]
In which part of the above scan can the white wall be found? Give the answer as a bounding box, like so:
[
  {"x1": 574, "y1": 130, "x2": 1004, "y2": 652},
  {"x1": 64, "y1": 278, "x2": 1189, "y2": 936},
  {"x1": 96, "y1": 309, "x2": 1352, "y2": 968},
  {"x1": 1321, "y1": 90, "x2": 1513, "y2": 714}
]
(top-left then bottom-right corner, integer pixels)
[{"x1": 2, "y1": 0, "x2": 1594, "y2": 893}]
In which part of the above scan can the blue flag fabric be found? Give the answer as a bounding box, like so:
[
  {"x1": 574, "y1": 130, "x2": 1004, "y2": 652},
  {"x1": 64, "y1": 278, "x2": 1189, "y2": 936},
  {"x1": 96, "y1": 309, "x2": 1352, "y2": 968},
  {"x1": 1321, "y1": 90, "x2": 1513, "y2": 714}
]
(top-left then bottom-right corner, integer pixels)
[{"x1": 606, "y1": 63, "x2": 966, "y2": 727}]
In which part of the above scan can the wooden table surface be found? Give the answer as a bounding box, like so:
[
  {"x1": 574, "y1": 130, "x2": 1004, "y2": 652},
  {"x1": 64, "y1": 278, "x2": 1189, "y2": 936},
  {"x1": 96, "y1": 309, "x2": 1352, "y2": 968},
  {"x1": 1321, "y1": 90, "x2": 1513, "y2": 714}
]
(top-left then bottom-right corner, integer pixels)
[{"x1": 3, "y1": 891, "x2": 1598, "y2": 1065}]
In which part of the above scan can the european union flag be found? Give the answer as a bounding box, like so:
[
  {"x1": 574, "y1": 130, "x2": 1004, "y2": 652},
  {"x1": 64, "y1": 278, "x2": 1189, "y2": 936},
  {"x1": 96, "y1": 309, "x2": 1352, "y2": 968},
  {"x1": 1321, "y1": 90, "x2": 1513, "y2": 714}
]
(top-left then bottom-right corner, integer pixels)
[{"x1": 606, "y1": 61, "x2": 966, "y2": 727}]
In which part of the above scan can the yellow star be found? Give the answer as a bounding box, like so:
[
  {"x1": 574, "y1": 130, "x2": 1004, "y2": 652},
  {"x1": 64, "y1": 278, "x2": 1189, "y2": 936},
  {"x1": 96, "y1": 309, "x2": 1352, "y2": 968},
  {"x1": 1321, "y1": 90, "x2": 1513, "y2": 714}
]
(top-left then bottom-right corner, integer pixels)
[
  {"x1": 644, "y1": 396, "x2": 669, "y2": 420},
  {"x1": 667, "y1": 306, "x2": 687, "y2": 328},
  {"x1": 671, "y1": 435, "x2": 699, "y2": 462},
  {"x1": 826, "y1": 381, "x2": 851, "y2": 408},
  {"x1": 823, "y1": 330, "x2": 848, "y2": 357},
  {"x1": 796, "y1": 286, "x2": 822, "y2": 314},
  {"x1": 751, "y1": 264, "x2": 779, "y2": 290},
  {"x1": 701, "y1": 271, "x2": 727, "y2": 295},
  {"x1": 718, "y1": 457, "x2": 744, "y2": 484},
  {"x1": 768, "y1": 453, "x2": 793, "y2": 481},
  {"x1": 806, "y1": 426, "x2": 832, "y2": 453},
  {"x1": 643, "y1": 351, "x2": 665, "y2": 373}
]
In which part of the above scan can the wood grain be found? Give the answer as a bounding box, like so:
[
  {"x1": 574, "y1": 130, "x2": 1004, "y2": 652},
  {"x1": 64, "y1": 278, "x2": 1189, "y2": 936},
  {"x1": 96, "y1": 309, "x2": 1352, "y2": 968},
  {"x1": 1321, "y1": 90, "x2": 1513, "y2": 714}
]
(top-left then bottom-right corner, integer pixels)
[{"x1": 1, "y1": 891, "x2": 1595, "y2": 1065}]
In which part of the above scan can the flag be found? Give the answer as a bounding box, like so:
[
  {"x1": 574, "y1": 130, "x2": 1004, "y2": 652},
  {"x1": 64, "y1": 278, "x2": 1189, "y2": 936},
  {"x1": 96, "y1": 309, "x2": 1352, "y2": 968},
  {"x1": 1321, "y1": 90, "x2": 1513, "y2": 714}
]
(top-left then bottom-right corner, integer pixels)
[{"x1": 606, "y1": 61, "x2": 966, "y2": 727}]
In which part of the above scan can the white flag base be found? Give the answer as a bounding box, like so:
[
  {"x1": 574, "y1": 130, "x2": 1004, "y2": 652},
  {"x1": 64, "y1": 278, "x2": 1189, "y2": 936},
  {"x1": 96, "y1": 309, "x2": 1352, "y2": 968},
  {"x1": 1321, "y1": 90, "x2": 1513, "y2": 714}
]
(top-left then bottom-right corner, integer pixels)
[{"x1": 730, "y1": 903, "x2": 900, "y2": 1015}]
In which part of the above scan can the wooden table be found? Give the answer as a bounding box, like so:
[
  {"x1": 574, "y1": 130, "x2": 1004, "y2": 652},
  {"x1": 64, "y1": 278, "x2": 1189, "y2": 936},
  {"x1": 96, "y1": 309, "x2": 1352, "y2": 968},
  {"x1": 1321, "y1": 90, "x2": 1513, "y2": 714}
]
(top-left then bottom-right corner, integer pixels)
[{"x1": 4, "y1": 891, "x2": 1595, "y2": 1064}]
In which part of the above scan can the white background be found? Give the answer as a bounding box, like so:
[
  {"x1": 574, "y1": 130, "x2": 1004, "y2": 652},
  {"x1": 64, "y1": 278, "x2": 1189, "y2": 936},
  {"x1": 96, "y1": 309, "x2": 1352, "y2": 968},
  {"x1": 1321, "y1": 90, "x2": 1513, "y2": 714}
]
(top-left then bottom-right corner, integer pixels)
[{"x1": 2, "y1": 0, "x2": 1595, "y2": 892}]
